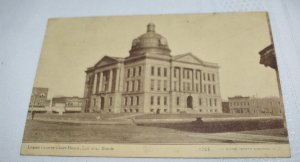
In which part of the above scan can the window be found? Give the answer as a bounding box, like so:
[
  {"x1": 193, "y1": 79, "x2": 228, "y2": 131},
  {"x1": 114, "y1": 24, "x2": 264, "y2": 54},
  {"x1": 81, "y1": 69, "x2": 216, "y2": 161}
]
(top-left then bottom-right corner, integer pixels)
[
  {"x1": 133, "y1": 67, "x2": 136, "y2": 77},
  {"x1": 137, "y1": 80, "x2": 141, "y2": 91},
  {"x1": 195, "y1": 71, "x2": 198, "y2": 79},
  {"x1": 136, "y1": 96, "x2": 139, "y2": 105},
  {"x1": 199, "y1": 98, "x2": 202, "y2": 105},
  {"x1": 138, "y1": 66, "x2": 142, "y2": 76},
  {"x1": 164, "y1": 109, "x2": 167, "y2": 112},
  {"x1": 158, "y1": 67, "x2": 161, "y2": 76},
  {"x1": 209, "y1": 98, "x2": 212, "y2": 106},
  {"x1": 212, "y1": 74, "x2": 215, "y2": 81},
  {"x1": 150, "y1": 79, "x2": 154, "y2": 91},
  {"x1": 208, "y1": 84, "x2": 211, "y2": 94},
  {"x1": 174, "y1": 69, "x2": 177, "y2": 78},
  {"x1": 164, "y1": 80, "x2": 167, "y2": 91},
  {"x1": 203, "y1": 73, "x2": 206, "y2": 80},
  {"x1": 208, "y1": 73, "x2": 210, "y2": 81},
  {"x1": 164, "y1": 97, "x2": 167, "y2": 105},
  {"x1": 183, "y1": 82, "x2": 186, "y2": 91},
  {"x1": 187, "y1": 70, "x2": 190, "y2": 79},
  {"x1": 125, "y1": 97, "x2": 127, "y2": 106},
  {"x1": 203, "y1": 84, "x2": 206, "y2": 93},
  {"x1": 130, "y1": 96, "x2": 133, "y2": 106},
  {"x1": 196, "y1": 84, "x2": 199, "y2": 92},
  {"x1": 132, "y1": 80, "x2": 135, "y2": 91},
  {"x1": 104, "y1": 82, "x2": 108, "y2": 91},
  {"x1": 93, "y1": 98, "x2": 96, "y2": 107},
  {"x1": 151, "y1": 96, "x2": 154, "y2": 105},
  {"x1": 127, "y1": 69, "x2": 130, "y2": 78},
  {"x1": 136, "y1": 109, "x2": 139, "y2": 112},
  {"x1": 126, "y1": 81, "x2": 129, "y2": 92},
  {"x1": 157, "y1": 97, "x2": 161, "y2": 105},
  {"x1": 177, "y1": 97, "x2": 180, "y2": 106},
  {"x1": 187, "y1": 83, "x2": 190, "y2": 91},
  {"x1": 164, "y1": 68, "x2": 167, "y2": 77},
  {"x1": 174, "y1": 81, "x2": 177, "y2": 91},
  {"x1": 109, "y1": 97, "x2": 112, "y2": 106},
  {"x1": 214, "y1": 99, "x2": 217, "y2": 106},
  {"x1": 157, "y1": 80, "x2": 161, "y2": 91},
  {"x1": 183, "y1": 69, "x2": 185, "y2": 78},
  {"x1": 151, "y1": 66, "x2": 154, "y2": 76},
  {"x1": 213, "y1": 85, "x2": 216, "y2": 94}
]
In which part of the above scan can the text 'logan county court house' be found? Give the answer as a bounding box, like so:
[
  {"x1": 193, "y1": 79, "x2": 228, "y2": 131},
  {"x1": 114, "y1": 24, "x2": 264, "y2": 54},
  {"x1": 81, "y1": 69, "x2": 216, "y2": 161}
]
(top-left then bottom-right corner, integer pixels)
[{"x1": 83, "y1": 23, "x2": 222, "y2": 114}]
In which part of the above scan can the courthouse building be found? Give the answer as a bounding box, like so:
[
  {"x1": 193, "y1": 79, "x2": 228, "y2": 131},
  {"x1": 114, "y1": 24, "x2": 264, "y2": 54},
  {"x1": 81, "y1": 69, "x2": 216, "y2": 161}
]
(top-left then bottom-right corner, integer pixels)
[{"x1": 83, "y1": 23, "x2": 222, "y2": 114}]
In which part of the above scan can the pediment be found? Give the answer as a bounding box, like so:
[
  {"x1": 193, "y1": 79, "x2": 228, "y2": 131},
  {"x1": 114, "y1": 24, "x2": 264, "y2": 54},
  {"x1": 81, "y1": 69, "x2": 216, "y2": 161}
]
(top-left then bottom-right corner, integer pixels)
[
  {"x1": 173, "y1": 53, "x2": 204, "y2": 65},
  {"x1": 94, "y1": 56, "x2": 119, "y2": 67}
]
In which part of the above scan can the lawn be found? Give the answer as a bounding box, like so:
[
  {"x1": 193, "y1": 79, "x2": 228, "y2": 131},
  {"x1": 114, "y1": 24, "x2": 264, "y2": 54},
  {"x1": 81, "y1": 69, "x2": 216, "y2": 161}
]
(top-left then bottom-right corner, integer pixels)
[{"x1": 22, "y1": 119, "x2": 288, "y2": 144}]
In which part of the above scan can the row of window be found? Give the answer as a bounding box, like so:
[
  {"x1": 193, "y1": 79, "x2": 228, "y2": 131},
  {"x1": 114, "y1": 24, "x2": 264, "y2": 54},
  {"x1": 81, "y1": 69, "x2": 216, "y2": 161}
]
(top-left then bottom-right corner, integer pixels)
[
  {"x1": 203, "y1": 84, "x2": 216, "y2": 94},
  {"x1": 125, "y1": 80, "x2": 141, "y2": 92},
  {"x1": 203, "y1": 72, "x2": 215, "y2": 82},
  {"x1": 124, "y1": 96, "x2": 140, "y2": 106},
  {"x1": 173, "y1": 69, "x2": 216, "y2": 82},
  {"x1": 124, "y1": 109, "x2": 139, "y2": 113},
  {"x1": 151, "y1": 66, "x2": 168, "y2": 77},
  {"x1": 150, "y1": 79, "x2": 167, "y2": 91},
  {"x1": 149, "y1": 96, "x2": 218, "y2": 107},
  {"x1": 150, "y1": 96, "x2": 168, "y2": 106},
  {"x1": 199, "y1": 98, "x2": 218, "y2": 107},
  {"x1": 230, "y1": 101, "x2": 281, "y2": 107},
  {"x1": 127, "y1": 66, "x2": 142, "y2": 78},
  {"x1": 229, "y1": 101, "x2": 250, "y2": 107}
]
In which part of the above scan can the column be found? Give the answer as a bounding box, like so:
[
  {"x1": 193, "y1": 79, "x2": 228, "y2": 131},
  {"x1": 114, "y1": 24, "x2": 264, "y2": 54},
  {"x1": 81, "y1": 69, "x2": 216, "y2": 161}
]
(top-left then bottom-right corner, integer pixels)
[
  {"x1": 170, "y1": 66, "x2": 173, "y2": 91},
  {"x1": 98, "y1": 72, "x2": 103, "y2": 92},
  {"x1": 199, "y1": 70, "x2": 202, "y2": 93},
  {"x1": 109, "y1": 69, "x2": 113, "y2": 92},
  {"x1": 179, "y1": 67, "x2": 182, "y2": 91},
  {"x1": 192, "y1": 69, "x2": 194, "y2": 91},
  {"x1": 92, "y1": 73, "x2": 97, "y2": 94},
  {"x1": 96, "y1": 73, "x2": 100, "y2": 94},
  {"x1": 115, "y1": 68, "x2": 120, "y2": 92}
]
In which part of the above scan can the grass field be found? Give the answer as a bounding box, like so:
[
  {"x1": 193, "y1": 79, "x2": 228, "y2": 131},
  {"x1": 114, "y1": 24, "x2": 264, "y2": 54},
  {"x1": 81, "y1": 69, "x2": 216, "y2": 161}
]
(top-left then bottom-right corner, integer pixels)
[{"x1": 22, "y1": 120, "x2": 288, "y2": 144}]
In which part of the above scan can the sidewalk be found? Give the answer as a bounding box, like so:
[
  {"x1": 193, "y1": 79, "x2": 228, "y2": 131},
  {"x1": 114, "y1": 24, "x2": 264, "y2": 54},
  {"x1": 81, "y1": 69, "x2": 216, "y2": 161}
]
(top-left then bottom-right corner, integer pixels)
[{"x1": 29, "y1": 116, "x2": 133, "y2": 125}]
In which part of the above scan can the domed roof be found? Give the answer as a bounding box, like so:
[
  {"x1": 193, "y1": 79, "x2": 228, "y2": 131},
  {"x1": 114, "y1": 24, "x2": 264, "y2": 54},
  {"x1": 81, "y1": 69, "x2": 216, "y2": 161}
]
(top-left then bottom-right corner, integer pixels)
[{"x1": 129, "y1": 23, "x2": 171, "y2": 56}]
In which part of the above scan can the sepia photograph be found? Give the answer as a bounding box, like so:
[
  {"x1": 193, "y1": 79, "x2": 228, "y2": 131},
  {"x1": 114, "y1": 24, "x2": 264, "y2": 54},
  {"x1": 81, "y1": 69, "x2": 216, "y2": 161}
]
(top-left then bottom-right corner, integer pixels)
[{"x1": 21, "y1": 12, "x2": 290, "y2": 158}]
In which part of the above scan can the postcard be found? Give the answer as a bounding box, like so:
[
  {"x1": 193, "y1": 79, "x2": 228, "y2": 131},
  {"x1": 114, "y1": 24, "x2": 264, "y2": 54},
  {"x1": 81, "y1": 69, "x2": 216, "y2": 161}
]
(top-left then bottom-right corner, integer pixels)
[{"x1": 21, "y1": 12, "x2": 290, "y2": 158}]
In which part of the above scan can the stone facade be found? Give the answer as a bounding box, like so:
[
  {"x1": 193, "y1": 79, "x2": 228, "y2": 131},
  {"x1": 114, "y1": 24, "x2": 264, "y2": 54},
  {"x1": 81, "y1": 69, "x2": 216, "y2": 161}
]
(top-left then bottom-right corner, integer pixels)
[{"x1": 83, "y1": 23, "x2": 222, "y2": 114}]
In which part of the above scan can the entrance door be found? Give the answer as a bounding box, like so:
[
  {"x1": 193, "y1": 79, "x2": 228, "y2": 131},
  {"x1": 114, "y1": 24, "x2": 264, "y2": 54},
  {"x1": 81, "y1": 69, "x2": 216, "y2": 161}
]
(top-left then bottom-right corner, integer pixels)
[
  {"x1": 100, "y1": 97, "x2": 105, "y2": 110},
  {"x1": 156, "y1": 109, "x2": 160, "y2": 114},
  {"x1": 187, "y1": 96, "x2": 193, "y2": 108}
]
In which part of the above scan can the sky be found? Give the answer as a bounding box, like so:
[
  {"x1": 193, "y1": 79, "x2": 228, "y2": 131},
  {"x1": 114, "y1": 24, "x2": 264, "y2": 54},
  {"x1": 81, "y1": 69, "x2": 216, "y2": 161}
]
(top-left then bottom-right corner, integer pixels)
[{"x1": 33, "y1": 12, "x2": 279, "y2": 100}]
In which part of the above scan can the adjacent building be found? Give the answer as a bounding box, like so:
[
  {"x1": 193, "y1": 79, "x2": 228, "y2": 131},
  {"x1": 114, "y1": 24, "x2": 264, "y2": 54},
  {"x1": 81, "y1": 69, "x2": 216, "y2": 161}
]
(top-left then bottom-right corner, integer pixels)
[
  {"x1": 222, "y1": 101, "x2": 230, "y2": 113},
  {"x1": 228, "y1": 96, "x2": 283, "y2": 115},
  {"x1": 228, "y1": 96, "x2": 250, "y2": 114},
  {"x1": 29, "y1": 87, "x2": 49, "y2": 112},
  {"x1": 83, "y1": 23, "x2": 222, "y2": 114},
  {"x1": 52, "y1": 96, "x2": 84, "y2": 113}
]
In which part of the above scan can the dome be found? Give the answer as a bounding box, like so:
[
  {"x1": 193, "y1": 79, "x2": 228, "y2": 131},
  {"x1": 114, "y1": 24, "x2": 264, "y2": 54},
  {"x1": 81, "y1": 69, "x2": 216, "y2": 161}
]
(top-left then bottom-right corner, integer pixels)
[{"x1": 129, "y1": 23, "x2": 171, "y2": 56}]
